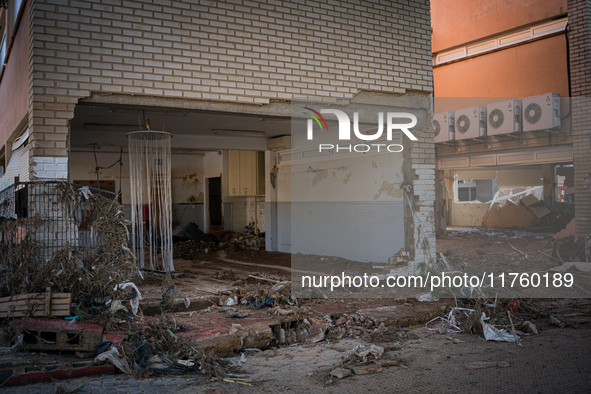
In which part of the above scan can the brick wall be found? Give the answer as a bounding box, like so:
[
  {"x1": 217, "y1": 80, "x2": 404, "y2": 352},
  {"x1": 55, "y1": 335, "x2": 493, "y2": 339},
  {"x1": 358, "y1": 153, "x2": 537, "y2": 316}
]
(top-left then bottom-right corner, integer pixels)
[
  {"x1": 27, "y1": 0, "x2": 433, "y2": 179},
  {"x1": 406, "y1": 122, "x2": 436, "y2": 272},
  {"x1": 568, "y1": 0, "x2": 591, "y2": 235}
]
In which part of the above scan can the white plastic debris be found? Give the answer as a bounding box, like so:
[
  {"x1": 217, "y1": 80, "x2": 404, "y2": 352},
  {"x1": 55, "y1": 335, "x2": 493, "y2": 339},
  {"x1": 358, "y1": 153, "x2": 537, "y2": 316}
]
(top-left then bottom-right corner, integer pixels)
[
  {"x1": 220, "y1": 295, "x2": 237, "y2": 306},
  {"x1": 425, "y1": 307, "x2": 475, "y2": 333},
  {"x1": 79, "y1": 186, "x2": 93, "y2": 200},
  {"x1": 480, "y1": 312, "x2": 518, "y2": 342},
  {"x1": 113, "y1": 282, "x2": 142, "y2": 315},
  {"x1": 95, "y1": 347, "x2": 132, "y2": 374},
  {"x1": 177, "y1": 359, "x2": 195, "y2": 367},
  {"x1": 418, "y1": 292, "x2": 439, "y2": 302}
]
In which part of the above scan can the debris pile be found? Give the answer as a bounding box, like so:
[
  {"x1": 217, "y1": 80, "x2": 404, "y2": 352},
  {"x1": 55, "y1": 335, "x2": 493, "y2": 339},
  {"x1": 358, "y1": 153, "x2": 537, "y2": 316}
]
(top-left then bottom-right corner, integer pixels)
[
  {"x1": 95, "y1": 315, "x2": 232, "y2": 379},
  {"x1": 328, "y1": 344, "x2": 401, "y2": 382},
  {"x1": 229, "y1": 232, "x2": 265, "y2": 250},
  {"x1": 553, "y1": 234, "x2": 591, "y2": 262},
  {"x1": 0, "y1": 183, "x2": 138, "y2": 312},
  {"x1": 220, "y1": 275, "x2": 296, "y2": 310},
  {"x1": 173, "y1": 240, "x2": 218, "y2": 259},
  {"x1": 425, "y1": 299, "x2": 545, "y2": 343}
]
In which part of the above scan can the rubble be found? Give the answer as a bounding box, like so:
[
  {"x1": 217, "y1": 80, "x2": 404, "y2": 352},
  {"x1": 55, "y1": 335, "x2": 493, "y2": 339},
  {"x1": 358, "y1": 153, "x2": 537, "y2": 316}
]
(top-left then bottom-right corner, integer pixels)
[
  {"x1": 464, "y1": 361, "x2": 510, "y2": 370},
  {"x1": 352, "y1": 363, "x2": 382, "y2": 375},
  {"x1": 173, "y1": 240, "x2": 218, "y2": 259},
  {"x1": 2, "y1": 185, "x2": 138, "y2": 309},
  {"x1": 330, "y1": 367, "x2": 353, "y2": 379}
]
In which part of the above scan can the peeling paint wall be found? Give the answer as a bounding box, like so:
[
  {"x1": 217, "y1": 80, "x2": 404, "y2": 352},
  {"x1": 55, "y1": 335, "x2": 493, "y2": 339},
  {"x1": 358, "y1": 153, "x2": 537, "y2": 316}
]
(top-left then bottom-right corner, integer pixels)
[
  {"x1": 69, "y1": 151, "x2": 206, "y2": 226},
  {"x1": 288, "y1": 153, "x2": 406, "y2": 263},
  {"x1": 450, "y1": 203, "x2": 489, "y2": 227},
  {"x1": 274, "y1": 95, "x2": 436, "y2": 268},
  {"x1": 265, "y1": 150, "x2": 291, "y2": 252}
]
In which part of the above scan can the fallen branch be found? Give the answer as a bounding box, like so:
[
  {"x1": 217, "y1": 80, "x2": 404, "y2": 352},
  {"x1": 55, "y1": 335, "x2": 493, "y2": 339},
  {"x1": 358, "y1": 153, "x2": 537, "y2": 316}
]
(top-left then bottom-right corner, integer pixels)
[
  {"x1": 248, "y1": 275, "x2": 283, "y2": 284},
  {"x1": 439, "y1": 252, "x2": 452, "y2": 271},
  {"x1": 507, "y1": 311, "x2": 520, "y2": 346},
  {"x1": 538, "y1": 249, "x2": 553, "y2": 258},
  {"x1": 508, "y1": 243, "x2": 527, "y2": 258}
]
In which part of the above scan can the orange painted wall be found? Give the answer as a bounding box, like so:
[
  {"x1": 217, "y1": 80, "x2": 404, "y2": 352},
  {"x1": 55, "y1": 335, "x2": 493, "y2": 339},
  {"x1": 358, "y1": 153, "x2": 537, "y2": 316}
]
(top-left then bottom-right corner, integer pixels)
[
  {"x1": 433, "y1": 35, "x2": 569, "y2": 98},
  {"x1": 0, "y1": 1, "x2": 30, "y2": 146},
  {"x1": 431, "y1": 0, "x2": 567, "y2": 52}
]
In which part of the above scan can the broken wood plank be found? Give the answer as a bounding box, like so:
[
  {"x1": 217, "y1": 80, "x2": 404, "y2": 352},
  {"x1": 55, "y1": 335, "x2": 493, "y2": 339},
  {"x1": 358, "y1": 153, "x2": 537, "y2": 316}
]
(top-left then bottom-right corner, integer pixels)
[
  {"x1": 508, "y1": 243, "x2": 527, "y2": 257},
  {"x1": 4, "y1": 309, "x2": 71, "y2": 318},
  {"x1": 520, "y1": 194, "x2": 551, "y2": 219},
  {"x1": 0, "y1": 297, "x2": 71, "y2": 308},
  {"x1": 248, "y1": 275, "x2": 283, "y2": 284},
  {"x1": 0, "y1": 292, "x2": 71, "y2": 318},
  {"x1": 507, "y1": 311, "x2": 520, "y2": 346},
  {"x1": 0, "y1": 293, "x2": 71, "y2": 302},
  {"x1": 439, "y1": 252, "x2": 452, "y2": 270},
  {"x1": 45, "y1": 287, "x2": 51, "y2": 316}
]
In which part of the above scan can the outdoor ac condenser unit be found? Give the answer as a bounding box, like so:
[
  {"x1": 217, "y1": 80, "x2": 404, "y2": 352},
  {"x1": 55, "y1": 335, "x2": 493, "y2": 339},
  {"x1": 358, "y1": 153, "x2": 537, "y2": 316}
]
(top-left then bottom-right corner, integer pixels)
[
  {"x1": 433, "y1": 112, "x2": 455, "y2": 143},
  {"x1": 522, "y1": 93, "x2": 561, "y2": 132},
  {"x1": 268, "y1": 135, "x2": 291, "y2": 151},
  {"x1": 487, "y1": 99, "x2": 522, "y2": 135},
  {"x1": 454, "y1": 106, "x2": 487, "y2": 140}
]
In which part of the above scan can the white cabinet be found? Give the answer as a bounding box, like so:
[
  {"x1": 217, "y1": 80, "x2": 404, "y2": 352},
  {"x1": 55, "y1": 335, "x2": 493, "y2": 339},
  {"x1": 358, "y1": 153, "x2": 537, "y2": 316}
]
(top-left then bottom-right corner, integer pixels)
[{"x1": 228, "y1": 150, "x2": 264, "y2": 196}]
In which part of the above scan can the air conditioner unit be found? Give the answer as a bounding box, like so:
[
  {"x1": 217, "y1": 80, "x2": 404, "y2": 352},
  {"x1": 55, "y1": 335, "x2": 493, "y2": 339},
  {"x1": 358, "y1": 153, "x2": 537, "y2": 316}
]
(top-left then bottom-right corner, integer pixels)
[
  {"x1": 454, "y1": 106, "x2": 487, "y2": 140},
  {"x1": 487, "y1": 99, "x2": 522, "y2": 135},
  {"x1": 433, "y1": 112, "x2": 455, "y2": 143},
  {"x1": 522, "y1": 93, "x2": 561, "y2": 132},
  {"x1": 268, "y1": 135, "x2": 291, "y2": 151}
]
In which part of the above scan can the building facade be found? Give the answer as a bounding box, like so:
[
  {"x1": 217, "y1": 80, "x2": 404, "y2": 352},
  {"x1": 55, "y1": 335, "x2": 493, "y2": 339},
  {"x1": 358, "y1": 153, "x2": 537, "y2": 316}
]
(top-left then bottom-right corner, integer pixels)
[
  {"x1": 0, "y1": 0, "x2": 436, "y2": 270},
  {"x1": 431, "y1": 0, "x2": 590, "y2": 235}
]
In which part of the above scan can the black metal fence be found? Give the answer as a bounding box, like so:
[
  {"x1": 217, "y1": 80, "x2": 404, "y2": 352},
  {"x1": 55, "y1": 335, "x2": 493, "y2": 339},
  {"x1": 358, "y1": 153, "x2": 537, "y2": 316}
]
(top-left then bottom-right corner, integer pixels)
[{"x1": 0, "y1": 181, "x2": 116, "y2": 265}]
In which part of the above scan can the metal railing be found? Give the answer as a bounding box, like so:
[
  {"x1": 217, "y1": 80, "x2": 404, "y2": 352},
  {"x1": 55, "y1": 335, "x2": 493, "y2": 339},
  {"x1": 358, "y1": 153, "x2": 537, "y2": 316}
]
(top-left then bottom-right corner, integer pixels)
[{"x1": 0, "y1": 181, "x2": 116, "y2": 265}]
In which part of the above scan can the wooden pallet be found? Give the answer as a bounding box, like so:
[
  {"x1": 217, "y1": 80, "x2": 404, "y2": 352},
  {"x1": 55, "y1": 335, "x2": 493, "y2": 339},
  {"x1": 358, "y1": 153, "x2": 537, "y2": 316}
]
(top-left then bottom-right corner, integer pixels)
[{"x1": 0, "y1": 288, "x2": 71, "y2": 318}]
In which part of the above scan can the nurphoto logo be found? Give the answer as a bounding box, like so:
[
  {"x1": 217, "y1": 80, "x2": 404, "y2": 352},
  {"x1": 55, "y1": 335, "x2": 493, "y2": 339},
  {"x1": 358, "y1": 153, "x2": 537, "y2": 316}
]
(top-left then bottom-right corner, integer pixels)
[{"x1": 303, "y1": 107, "x2": 418, "y2": 153}]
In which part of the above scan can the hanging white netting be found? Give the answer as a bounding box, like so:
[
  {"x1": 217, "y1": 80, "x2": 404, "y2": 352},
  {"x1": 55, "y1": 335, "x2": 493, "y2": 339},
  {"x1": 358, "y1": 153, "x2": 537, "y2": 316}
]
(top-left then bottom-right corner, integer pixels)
[{"x1": 127, "y1": 131, "x2": 174, "y2": 272}]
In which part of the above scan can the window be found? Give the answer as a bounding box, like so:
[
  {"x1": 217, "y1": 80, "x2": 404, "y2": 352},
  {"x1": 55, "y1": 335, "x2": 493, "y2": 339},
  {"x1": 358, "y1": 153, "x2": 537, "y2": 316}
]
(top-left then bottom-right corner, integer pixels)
[
  {"x1": 457, "y1": 181, "x2": 477, "y2": 202},
  {"x1": 456, "y1": 179, "x2": 499, "y2": 203}
]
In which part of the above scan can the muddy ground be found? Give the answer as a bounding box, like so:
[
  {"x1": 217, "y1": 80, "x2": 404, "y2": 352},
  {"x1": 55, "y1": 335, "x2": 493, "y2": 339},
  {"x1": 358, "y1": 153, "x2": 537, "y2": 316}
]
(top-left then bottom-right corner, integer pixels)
[{"x1": 3, "y1": 229, "x2": 591, "y2": 392}]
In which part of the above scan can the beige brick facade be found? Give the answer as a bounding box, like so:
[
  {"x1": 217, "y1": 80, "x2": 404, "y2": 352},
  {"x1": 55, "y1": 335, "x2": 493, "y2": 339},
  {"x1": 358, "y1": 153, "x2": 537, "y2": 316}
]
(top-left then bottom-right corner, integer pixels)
[
  {"x1": 27, "y1": 0, "x2": 433, "y2": 165},
  {"x1": 20, "y1": 0, "x2": 436, "y2": 267}
]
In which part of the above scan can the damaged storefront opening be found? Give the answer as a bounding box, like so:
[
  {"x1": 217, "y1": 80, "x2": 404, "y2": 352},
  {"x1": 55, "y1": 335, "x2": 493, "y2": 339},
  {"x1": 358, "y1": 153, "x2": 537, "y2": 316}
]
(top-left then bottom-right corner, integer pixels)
[{"x1": 445, "y1": 166, "x2": 568, "y2": 229}]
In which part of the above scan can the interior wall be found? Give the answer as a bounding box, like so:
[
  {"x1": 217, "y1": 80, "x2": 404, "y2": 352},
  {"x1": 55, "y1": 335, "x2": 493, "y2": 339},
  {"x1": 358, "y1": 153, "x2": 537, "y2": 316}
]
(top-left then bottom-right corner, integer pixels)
[
  {"x1": 285, "y1": 151, "x2": 406, "y2": 264},
  {"x1": 266, "y1": 151, "x2": 291, "y2": 252},
  {"x1": 69, "y1": 150, "x2": 206, "y2": 226}
]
